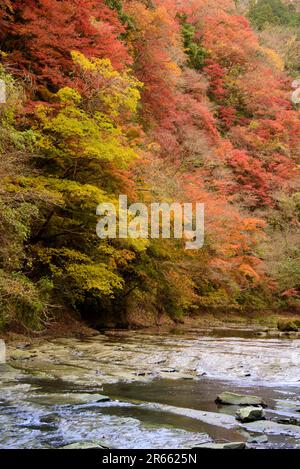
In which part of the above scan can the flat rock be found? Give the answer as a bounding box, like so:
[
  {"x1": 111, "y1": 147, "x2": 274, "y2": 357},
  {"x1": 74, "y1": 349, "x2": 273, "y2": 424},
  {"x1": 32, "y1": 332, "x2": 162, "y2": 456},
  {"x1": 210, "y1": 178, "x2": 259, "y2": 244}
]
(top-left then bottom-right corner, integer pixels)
[
  {"x1": 144, "y1": 403, "x2": 237, "y2": 428},
  {"x1": 277, "y1": 417, "x2": 300, "y2": 426},
  {"x1": 26, "y1": 392, "x2": 110, "y2": 406},
  {"x1": 196, "y1": 442, "x2": 246, "y2": 449},
  {"x1": 236, "y1": 406, "x2": 265, "y2": 423},
  {"x1": 61, "y1": 440, "x2": 109, "y2": 449},
  {"x1": 216, "y1": 392, "x2": 266, "y2": 407},
  {"x1": 245, "y1": 419, "x2": 300, "y2": 437},
  {"x1": 275, "y1": 399, "x2": 300, "y2": 412},
  {"x1": 247, "y1": 435, "x2": 268, "y2": 444}
]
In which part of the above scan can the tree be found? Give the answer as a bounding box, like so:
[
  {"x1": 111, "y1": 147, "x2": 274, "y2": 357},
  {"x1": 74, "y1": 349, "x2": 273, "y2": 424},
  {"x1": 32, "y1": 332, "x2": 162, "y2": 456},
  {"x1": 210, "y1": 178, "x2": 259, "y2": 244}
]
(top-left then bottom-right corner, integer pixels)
[
  {"x1": 2, "y1": 0, "x2": 130, "y2": 92},
  {"x1": 259, "y1": 24, "x2": 300, "y2": 73},
  {"x1": 1, "y1": 0, "x2": 299, "y2": 330},
  {"x1": 0, "y1": 0, "x2": 12, "y2": 40},
  {"x1": 248, "y1": 0, "x2": 300, "y2": 31},
  {"x1": 179, "y1": 14, "x2": 207, "y2": 70},
  {"x1": 123, "y1": 0, "x2": 183, "y2": 122},
  {"x1": 203, "y1": 11, "x2": 259, "y2": 67},
  {"x1": 0, "y1": 65, "x2": 53, "y2": 330}
]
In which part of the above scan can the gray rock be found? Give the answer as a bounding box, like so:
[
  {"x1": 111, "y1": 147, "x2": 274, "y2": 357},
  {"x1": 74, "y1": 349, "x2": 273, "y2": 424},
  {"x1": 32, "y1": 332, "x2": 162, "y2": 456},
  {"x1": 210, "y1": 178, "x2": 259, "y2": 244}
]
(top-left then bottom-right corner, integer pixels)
[
  {"x1": 236, "y1": 406, "x2": 265, "y2": 423},
  {"x1": 196, "y1": 442, "x2": 246, "y2": 449},
  {"x1": 61, "y1": 440, "x2": 109, "y2": 449},
  {"x1": 26, "y1": 392, "x2": 110, "y2": 406},
  {"x1": 144, "y1": 403, "x2": 237, "y2": 428},
  {"x1": 275, "y1": 399, "x2": 300, "y2": 412},
  {"x1": 40, "y1": 413, "x2": 60, "y2": 424},
  {"x1": 277, "y1": 417, "x2": 300, "y2": 426},
  {"x1": 245, "y1": 419, "x2": 300, "y2": 437},
  {"x1": 216, "y1": 392, "x2": 267, "y2": 407},
  {"x1": 247, "y1": 435, "x2": 268, "y2": 444}
]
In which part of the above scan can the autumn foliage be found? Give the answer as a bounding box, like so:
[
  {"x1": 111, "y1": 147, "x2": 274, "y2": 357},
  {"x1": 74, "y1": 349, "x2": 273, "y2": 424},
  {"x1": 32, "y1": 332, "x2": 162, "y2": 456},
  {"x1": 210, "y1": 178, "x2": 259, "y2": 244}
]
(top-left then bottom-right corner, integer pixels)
[
  {"x1": 2, "y1": 0, "x2": 130, "y2": 90},
  {"x1": 0, "y1": 0, "x2": 299, "y2": 330}
]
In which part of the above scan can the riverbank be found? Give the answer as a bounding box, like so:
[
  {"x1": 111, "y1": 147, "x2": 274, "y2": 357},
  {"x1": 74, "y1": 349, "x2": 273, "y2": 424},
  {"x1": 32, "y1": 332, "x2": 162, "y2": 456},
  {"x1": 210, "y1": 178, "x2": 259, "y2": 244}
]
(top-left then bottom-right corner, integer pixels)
[
  {"x1": 1, "y1": 326, "x2": 300, "y2": 449},
  {"x1": 2, "y1": 310, "x2": 300, "y2": 345}
]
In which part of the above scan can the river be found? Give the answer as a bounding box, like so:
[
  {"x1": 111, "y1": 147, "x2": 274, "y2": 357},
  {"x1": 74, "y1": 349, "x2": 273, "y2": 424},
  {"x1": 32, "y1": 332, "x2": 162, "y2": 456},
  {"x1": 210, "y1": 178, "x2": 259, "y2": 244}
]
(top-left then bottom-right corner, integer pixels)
[{"x1": 1, "y1": 326, "x2": 300, "y2": 449}]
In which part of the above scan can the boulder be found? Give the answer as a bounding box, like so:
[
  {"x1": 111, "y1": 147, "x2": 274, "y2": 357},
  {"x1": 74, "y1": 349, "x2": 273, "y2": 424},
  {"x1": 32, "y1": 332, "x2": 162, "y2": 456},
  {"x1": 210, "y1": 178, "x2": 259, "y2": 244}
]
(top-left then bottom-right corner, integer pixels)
[
  {"x1": 40, "y1": 413, "x2": 60, "y2": 424},
  {"x1": 216, "y1": 392, "x2": 267, "y2": 407},
  {"x1": 277, "y1": 320, "x2": 298, "y2": 332},
  {"x1": 196, "y1": 442, "x2": 246, "y2": 449},
  {"x1": 236, "y1": 406, "x2": 265, "y2": 423}
]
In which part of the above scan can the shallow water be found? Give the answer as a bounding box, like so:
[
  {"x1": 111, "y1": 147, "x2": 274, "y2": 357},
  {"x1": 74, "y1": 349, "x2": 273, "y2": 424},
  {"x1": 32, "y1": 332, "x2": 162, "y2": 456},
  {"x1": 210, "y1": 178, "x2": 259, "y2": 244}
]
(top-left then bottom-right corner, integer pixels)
[{"x1": 1, "y1": 328, "x2": 300, "y2": 449}]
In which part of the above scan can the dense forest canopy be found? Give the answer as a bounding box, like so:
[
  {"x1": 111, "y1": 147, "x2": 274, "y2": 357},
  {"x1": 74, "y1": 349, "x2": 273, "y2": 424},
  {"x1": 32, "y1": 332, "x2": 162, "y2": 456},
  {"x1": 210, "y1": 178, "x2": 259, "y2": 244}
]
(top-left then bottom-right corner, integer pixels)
[
  {"x1": 247, "y1": 0, "x2": 300, "y2": 30},
  {"x1": 0, "y1": 0, "x2": 299, "y2": 331}
]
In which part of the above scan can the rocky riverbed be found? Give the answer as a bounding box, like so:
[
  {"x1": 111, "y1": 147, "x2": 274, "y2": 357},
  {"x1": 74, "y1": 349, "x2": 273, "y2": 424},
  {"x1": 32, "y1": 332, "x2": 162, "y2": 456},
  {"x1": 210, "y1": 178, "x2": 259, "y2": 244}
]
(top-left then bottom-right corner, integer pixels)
[{"x1": 1, "y1": 326, "x2": 300, "y2": 449}]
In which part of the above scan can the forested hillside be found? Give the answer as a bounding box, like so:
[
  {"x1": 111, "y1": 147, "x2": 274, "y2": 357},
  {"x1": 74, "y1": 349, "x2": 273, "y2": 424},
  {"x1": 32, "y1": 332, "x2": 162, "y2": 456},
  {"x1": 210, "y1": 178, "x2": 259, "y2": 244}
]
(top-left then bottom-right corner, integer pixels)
[{"x1": 0, "y1": 0, "x2": 299, "y2": 332}]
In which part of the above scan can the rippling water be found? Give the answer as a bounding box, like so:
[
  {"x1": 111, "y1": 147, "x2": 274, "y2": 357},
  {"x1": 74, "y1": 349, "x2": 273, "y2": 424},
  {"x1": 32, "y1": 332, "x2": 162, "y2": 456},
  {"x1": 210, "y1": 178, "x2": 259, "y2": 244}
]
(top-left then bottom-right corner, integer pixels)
[{"x1": 1, "y1": 328, "x2": 300, "y2": 449}]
